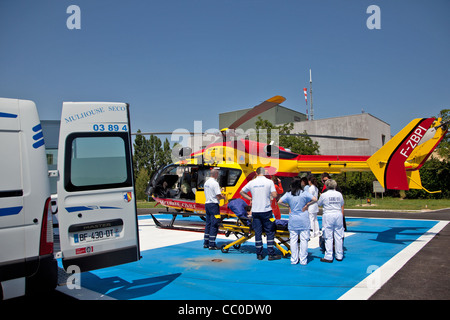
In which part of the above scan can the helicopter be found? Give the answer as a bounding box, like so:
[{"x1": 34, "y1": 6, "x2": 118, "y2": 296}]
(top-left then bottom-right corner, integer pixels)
[{"x1": 139, "y1": 95, "x2": 448, "y2": 228}]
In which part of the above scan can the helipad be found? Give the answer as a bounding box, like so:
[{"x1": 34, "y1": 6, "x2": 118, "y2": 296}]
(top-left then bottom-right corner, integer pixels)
[{"x1": 56, "y1": 214, "x2": 447, "y2": 300}]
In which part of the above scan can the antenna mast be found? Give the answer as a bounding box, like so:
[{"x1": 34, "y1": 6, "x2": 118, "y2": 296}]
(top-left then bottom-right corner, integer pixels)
[{"x1": 309, "y1": 69, "x2": 314, "y2": 121}]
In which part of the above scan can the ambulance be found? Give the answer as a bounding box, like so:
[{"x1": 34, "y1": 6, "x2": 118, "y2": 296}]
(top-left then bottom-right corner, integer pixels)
[{"x1": 0, "y1": 98, "x2": 140, "y2": 300}]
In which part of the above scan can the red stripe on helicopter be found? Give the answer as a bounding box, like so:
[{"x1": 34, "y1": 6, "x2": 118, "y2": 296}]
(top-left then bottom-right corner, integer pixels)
[
  {"x1": 384, "y1": 117, "x2": 435, "y2": 190},
  {"x1": 154, "y1": 197, "x2": 234, "y2": 215}
]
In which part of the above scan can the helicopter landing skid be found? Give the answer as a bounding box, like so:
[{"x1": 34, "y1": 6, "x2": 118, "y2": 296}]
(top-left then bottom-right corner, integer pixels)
[
  {"x1": 150, "y1": 212, "x2": 235, "y2": 234},
  {"x1": 150, "y1": 213, "x2": 204, "y2": 233}
]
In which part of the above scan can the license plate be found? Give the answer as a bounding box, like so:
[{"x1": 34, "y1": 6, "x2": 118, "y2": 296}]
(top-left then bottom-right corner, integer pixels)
[{"x1": 72, "y1": 227, "x2": 120, "y2": 244}]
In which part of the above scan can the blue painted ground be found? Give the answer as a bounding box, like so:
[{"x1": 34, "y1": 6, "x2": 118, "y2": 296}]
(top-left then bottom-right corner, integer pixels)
[{"x1": 62, "y1": 217, "x2": 439, "y2": 300}]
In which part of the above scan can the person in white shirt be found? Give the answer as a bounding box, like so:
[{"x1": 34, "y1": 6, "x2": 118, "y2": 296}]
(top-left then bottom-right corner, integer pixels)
[
  {"x1": 307, "y1": 175, "x2": 320, "y2": 238},
  {"x1": 317, "y1": 179, "x2": 345, "y2": 262},
  {"x1": 203, "y1": 169, "x2": 225, "y2": 249},
  {"x1": 240, "y1": 167, "x2": 281, "y2": 261}
]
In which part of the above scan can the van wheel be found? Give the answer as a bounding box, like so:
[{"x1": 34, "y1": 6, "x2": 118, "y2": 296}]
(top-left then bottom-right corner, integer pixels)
[{"x1": 26, "y1": 257, "x2": 57, "y2": 296}]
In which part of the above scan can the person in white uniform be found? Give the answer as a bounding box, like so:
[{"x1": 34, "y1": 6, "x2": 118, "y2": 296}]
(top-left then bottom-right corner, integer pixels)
[
  {"x1": 203, "y1": 169, "x2": 225, "y2": 249},
  {"x1": 278, "y1": 179, "x2": 317, "y2": 265},
  {"x1": 317, "y1": 179, "x2": 345, "y2": 262},
  {"x1": 240, "y1": 167, "x2": 281, "y2": 261},
  {"x1": 307, "y1": 175, "x2": 320, "y2": 238}
]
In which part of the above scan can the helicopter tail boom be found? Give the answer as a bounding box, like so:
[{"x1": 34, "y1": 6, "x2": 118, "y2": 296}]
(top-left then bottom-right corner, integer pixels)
[{"x1": 367, "y1": 117, "x2": 446, "y2": 192}]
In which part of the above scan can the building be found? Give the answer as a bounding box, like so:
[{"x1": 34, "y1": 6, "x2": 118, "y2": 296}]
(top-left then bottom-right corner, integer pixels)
[
  {"x1": 219, "y1": 105, "x2": 307, "y2": 132},
  {"x1": 41, "y1": 120, "x2": 60, "y2": 194},
  {"x1": 217, "y1": 105, "x2": 390, "y2": 156},
  {"x1": 188, "y1": 105, "x2": 307, "y2": 152},
  {"x1": 292, "y1": 113, "x2": 390, "y2": 156}
]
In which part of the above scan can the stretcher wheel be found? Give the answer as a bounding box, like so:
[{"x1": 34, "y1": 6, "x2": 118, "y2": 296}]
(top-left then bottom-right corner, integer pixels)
[
  {"x1": 221, "y1": 245, "x2": 229, "y2": 253},
  {"x1": 233, "y1": 244, "x2": 241, "y2": 249}
]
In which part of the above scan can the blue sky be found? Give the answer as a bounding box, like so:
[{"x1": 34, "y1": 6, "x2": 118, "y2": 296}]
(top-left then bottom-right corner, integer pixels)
[{"x1": 0, "y1": 0, "x2": 449, "y2": 137}]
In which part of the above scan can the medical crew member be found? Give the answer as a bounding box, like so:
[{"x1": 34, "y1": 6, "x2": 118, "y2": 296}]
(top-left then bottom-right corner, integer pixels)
[
  {"x1": 240, "y1": 167, "x2": 281, "y2": 261},
  {"x1": 321, "y1": 172, "x2": 347, "y2": 231},
  {"x1": 203, "y1": 169, "x2": 225, "y2": 250},
  {"x1": 271, "y1": 176, "x2": 284, "y2": 220},
  {"x1": 317, "y1": 179, "x2": 345, "y2": 262},
  {"x1": 227, "y1": 198, "x2": 252, "y2": 226},
  {"x1": 278, "y1": 180, "x2": 317, "y2": 265},
  {"x1": 307, "y1": 175, "x2": 320, "y2": 238}
]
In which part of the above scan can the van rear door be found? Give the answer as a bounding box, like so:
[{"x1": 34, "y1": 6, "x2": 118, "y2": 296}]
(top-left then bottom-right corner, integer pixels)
[
  {"x1": 57, "y1": 102, "x2": 140, "y2": 272},
  {"x1": 0, "y1": 99, "x2": 25, "y2": 281}
]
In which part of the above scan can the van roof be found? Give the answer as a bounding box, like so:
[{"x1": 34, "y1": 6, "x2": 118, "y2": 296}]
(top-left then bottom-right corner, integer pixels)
[{"x1": 0, "y1": 98, "x2": 21, "y2": 131}]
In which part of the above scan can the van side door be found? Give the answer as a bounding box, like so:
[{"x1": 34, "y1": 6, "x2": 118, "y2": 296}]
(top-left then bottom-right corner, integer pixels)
[{"x1": 57, "y1": 102, "x2": 140, "y2": 272}]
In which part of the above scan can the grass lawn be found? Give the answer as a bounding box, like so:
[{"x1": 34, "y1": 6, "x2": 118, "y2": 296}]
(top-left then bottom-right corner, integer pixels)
[
  {"x1": 344, "y1": 197, "x2": 450, "y2": 211},
  {"x1": 136, "y1": 200, "x2": 166, "y2": 209}
]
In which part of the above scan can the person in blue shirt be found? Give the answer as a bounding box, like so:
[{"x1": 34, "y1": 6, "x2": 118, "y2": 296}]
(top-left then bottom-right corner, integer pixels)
[
  {"x1": 278, "y1": 179, "x2": 317, "y2": 265},
  {"x1": 227, "y1": 198, "x2": 252, "y2": 226}
]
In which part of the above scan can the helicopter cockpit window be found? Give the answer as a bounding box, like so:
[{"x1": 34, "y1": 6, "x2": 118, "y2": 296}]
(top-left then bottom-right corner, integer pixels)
[
  {"x1": 179, "y1": 168, "x2": 196, "y2": 200},
  {"x1": 152, "y1": 165, "x2": 179, "y2": 198},
  {"x1": 153, "y1": 165, "x2": 241, "y2": 198},
  {"x1": 196, "y1": 168, "x2": 210, "y2": 190},
  {"x1": 226, "y1": 169, "x2": 242, "y2": 186},
  {"x1": 197, "y1": 167, "x2": 242, "y2": 189},
  {"x1": 154, "y1": 165, "x2": 197, "y2": 200}
]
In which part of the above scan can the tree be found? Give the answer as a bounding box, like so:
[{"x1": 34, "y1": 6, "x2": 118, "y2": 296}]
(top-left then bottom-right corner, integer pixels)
[
  {"x1": 148, "y1": 134, "x2": 162, "y2": 176},
  {"x1": 334, "y1": 171, "x2": 376, "y2": 199},
  {"x1": 135, "y1": 169, "x2": 150, "y2": 201},
  {"x1": 255, "y1": 117, "x2": 320, "y2": 155},
  {"x1": 436, "y1": 109, "x2": 450, "y2": 159},
  {"x1": 133, "y1": 132, "x2": 175, "y2": 200},
  {"x1": 133, "y1": 129, "x2": 150, "y2": 179},
  {"x1": 405, "y1": 158, "x2": 450, "y2": 199},
  {"x1": 162, "y1": 138, "x2": 172, "y2": 166}
]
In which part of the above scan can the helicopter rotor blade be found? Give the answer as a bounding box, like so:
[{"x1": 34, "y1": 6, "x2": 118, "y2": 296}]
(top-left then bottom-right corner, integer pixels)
[
  {"x1": 227, "y1": 95, "x2": 286, "y2": 130},
  {"x1": 279, "y1": 133, "x2": 368, "y2": 141},
  {"x1": 131, "y1": 132, "x2": 203, "y2": 136},
  {"x1": 252, "y1": 132, "x2": 368, "y2": 141},
  {"x1": 131, "y1": 131, "x2": 368, "y2": 141},
  {"x1": 131, "y1": 95, "x2": 367, "y2": 141},
  {"x1": 132, "y1": 95, "x2": 285, "y2": 136}
]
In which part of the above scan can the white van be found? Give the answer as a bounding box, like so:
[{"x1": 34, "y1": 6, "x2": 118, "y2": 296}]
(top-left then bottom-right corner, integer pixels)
[{"x1": 0, "y1": 98, "x2": 140, "y2": 300}]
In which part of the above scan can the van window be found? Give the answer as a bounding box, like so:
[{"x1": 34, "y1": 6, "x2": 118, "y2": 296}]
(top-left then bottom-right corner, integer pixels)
[
  {"x1": 64, "y1": 133, "x2": 132, "y2": 191},
  {"x1": 46, "y1": 149, "x2": 58, "y2": 194},
  {"x1": 0, "y1": 132, "x2": 22, "y2": 195}
]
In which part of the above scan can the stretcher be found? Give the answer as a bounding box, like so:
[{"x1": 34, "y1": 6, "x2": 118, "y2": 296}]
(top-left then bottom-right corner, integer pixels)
[
  {"x1": 219, "y1": 217, "x2": 291, "y2": 257},
  {"x1": 149, "y1": 211, "x2": 292, "y2": 257}
]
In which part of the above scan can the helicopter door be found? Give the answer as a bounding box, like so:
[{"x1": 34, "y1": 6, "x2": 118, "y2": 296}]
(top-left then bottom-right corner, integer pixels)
[
  {"x1": 57, "y1": 102, "x2": 140, "y2": 272},
  {"x1": 218, "y1": 170, "x2": 228, "y2": 205}
]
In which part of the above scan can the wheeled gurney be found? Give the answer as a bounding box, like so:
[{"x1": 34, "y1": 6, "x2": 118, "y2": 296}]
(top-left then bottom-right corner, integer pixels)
[{"x1": 219, "y1": 217, "x2": 291, "y2": 257}]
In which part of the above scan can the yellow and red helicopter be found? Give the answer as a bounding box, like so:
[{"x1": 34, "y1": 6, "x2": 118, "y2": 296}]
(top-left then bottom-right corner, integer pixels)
[{"x1": 139, "y1": 95, "x2": 448, "y2": 226}]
